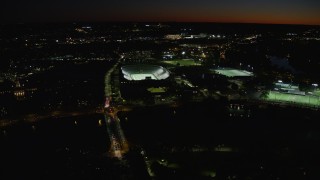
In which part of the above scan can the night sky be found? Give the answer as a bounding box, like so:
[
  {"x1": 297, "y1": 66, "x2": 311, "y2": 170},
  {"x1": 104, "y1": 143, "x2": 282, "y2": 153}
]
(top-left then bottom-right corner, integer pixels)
[{"x1": 1, "y1": 0, "x2": 320, "y2": 25}]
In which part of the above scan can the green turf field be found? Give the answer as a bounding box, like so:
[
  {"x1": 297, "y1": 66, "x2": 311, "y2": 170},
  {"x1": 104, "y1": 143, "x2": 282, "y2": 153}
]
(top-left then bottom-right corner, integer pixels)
[
  {"x1": 147, "y1": 87, "x2": 166, "y2": 93},
  {"x1": 214, "y1": 68, "x2": 253, "y2": 77},
  {"x1": 265, "y1": 91, "x2": 320, "y2": 107},
  {"x1": 313, "y1": 90, "x2": 320, "y2": 96},
  {"x1": 163, "y1": 59, "x2": 201, "y2": 66}
]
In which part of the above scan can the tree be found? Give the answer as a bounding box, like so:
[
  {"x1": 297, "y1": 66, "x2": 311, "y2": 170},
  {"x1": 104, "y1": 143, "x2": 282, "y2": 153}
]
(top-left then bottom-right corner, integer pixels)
[
  {"x1": 231, "y1": 83, "x2": 239, "y2": 90},
  {"x1": 260, "y1": 91, "x2": 269, "y2": 99}
]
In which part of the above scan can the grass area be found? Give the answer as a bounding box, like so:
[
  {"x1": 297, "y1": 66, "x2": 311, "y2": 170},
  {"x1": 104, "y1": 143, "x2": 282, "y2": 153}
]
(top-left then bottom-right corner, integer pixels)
[
  {"x1": 147, "y1": 87, "x2": 166, "y2": 93},
  {"x1": 213, "y1": 68, "x2": 253, "y2": 77},
  {"x1": 265, "y1": 91, "x2": 320, "y2": 107},
  {"x1": 313, "y1": 90, "x2": 320, "y2": 96},
  {"x1": 163, "y1": 59, "x2": 201, "y2": 66}
]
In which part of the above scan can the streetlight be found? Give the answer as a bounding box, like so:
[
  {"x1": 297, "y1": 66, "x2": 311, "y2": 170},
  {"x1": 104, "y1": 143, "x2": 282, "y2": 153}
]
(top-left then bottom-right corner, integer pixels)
[
  {"x1": 311, "y1": 84, "x2": 319, "y2": 106},
  {"x1": 312, "y1": 83, "x2": 318, "y2": 91}
]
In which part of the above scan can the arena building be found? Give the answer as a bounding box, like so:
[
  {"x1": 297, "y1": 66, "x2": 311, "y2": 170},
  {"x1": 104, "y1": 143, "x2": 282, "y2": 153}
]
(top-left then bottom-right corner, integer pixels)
[{"x1": 121, "y1": 65, "x2": 170, "y2": 81}]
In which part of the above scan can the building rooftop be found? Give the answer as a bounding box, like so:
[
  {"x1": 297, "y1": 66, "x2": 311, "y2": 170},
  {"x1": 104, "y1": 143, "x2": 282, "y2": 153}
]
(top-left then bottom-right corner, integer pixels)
[{"x1": 121, "y1": 65, "x2": 170, "y2": 81}]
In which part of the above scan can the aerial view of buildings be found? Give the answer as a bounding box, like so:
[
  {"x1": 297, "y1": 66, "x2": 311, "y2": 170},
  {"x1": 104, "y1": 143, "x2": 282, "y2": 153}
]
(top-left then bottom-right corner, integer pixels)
[{"x1": 1, "y1": 0, "x2": 320, "y2": 179}]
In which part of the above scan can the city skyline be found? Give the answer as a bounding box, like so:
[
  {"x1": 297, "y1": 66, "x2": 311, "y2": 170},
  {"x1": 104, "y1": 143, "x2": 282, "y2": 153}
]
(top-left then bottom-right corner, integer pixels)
[{"x1": 1, "y1": 0, "x2": 320, "y2": 25}]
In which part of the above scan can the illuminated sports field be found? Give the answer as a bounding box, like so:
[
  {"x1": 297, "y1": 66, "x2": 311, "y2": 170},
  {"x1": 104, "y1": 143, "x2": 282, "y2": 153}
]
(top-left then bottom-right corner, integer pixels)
[
  {"x1": 313, "y1": 90, "x2": 320, "y2": 97},
  {"x1": 265, "y1": 91, "x2": 320, "y2": 107},
  {"x1": 121, "y1": 65, "x2": 170, "y2": 81},
  {"x1": 163, "y1": 59, "x2": 201, "y2": 66},
  {"x1": 214, "y1": 68, "x2": 253, "y2": 77}
]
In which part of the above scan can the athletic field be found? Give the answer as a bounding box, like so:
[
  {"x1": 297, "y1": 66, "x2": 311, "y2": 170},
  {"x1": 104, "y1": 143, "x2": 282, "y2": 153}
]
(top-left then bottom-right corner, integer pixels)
[
  {"x1": 265, "y1": 91, "x2": 320, "y2": 107},
  {"x1": 213, "y1": 68, "x2": 253, "y2": 77},
  {"x1": 313, "y1": 90, "x2": 320, "y2": 97}
]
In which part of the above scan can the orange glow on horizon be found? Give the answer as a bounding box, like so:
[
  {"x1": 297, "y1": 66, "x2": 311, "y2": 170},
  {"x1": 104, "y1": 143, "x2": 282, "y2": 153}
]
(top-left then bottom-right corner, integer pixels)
[
  {"x1": 175, "y1": 17, "x2": 320, "y2": 26},
  {"x1": 98, "y1": 10, "x2": 320, "y2": 25}
]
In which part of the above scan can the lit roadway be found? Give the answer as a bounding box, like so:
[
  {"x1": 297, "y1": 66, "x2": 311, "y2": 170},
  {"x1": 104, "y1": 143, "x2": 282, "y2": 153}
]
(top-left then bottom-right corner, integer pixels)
[
  {"x1": 0, "y1": 108, "x2": 103, "y2": 128},
  {"x1": 104, "y1": 62, "x2": 129, "y2": 159},
  {"x1": 103, "y1": 62, "x2": 156, "y2": 177}
]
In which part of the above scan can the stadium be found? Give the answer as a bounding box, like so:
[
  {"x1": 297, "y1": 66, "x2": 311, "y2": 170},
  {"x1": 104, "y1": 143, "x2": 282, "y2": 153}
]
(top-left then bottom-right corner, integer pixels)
[{"x1": 121, "y1": 65, "x2": 170, "y2": 81}]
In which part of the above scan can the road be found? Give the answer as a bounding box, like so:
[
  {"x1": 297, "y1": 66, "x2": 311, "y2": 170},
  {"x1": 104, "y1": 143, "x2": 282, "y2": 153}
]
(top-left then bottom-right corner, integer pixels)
[{"x1": 104, "y1": 62, "x2": 129, "y2": 159}]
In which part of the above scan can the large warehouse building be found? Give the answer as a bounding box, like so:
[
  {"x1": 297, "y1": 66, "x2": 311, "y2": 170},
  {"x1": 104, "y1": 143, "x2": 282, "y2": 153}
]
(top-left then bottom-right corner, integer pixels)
[{"x1": 121, "y1": 65, "x2": 170, "y2": 81}]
